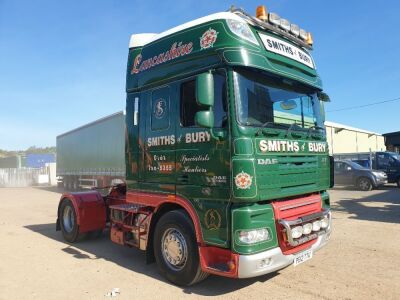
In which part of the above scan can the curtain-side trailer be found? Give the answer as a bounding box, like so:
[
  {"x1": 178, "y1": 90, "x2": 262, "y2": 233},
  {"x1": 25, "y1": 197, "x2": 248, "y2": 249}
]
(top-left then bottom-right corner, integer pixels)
[{"x1": 56, "y1": 111, "x2": 125, "y2": 190}]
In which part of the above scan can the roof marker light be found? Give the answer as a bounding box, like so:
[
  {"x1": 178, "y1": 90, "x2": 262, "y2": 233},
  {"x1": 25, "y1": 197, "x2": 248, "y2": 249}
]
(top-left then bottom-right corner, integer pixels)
[
  {"x1": 256, "y1": 5, "x2": 268, "y2": 21},
  {"x1": 279, "y1": 18, "x2": 290, "y2": 31},
  {"x1": 290, "y1": 24, "x2": 300, "y2": 37},
  {"x1": 306, "y1": 32, "x2": 313, "y2": 46},
  {"x1": 227, "y1": 19, "x2": 259, "y2": 45},
  {"x1": 299, "y1": 29, "x2": 308, "y2": 40},
  {"x1": 268, "y1": 12, "x2": 280, "y2": 26}
]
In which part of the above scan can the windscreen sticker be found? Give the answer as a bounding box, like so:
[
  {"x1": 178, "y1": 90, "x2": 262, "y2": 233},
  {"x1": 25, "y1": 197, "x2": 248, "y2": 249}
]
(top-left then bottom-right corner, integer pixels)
[
  {"x1": 259, "y1": 34, "x2": 314, "y2": 69},
  {"x1": 259, "y1": 140, "x2": 326, "y2": 153}
]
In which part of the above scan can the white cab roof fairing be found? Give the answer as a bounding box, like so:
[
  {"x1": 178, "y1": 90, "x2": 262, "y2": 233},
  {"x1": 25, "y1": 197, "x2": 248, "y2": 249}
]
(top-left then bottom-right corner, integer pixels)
[{"x1": 129, "y1": 12, "x2": 245, "y2": 48}]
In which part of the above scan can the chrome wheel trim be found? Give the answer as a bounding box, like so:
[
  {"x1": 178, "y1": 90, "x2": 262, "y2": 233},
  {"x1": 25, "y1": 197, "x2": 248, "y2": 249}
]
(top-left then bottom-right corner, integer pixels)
[
  {"x1": 161, "y1": 228, "x2": 188, "y2": 271},
  {"x1": 62, "y1": 205, "x2": 75, "y2": 233}
]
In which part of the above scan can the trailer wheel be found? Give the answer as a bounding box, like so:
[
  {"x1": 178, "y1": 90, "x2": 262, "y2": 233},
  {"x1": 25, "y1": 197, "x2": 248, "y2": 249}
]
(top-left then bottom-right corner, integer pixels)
[
  {"x1": 154, "y1": 210, "x2": 208, "y2": 286},
  {"x1": 59, "y1": 199, "x2": 85, "y2": 242},
  {"x1": 357, "y1": 177, "x2": 373, "y2": 191}
]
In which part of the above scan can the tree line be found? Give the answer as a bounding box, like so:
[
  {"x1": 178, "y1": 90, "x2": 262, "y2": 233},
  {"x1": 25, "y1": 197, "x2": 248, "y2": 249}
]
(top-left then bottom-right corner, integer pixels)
[{"x1": 0, "y1": 146, "x2": 56, "y2": 158}]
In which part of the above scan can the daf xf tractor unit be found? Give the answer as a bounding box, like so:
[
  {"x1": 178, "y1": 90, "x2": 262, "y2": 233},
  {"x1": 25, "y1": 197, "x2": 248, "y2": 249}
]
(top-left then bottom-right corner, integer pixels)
[{"x1": 56, "y1": 5, "x2": 334, "y2": 286}]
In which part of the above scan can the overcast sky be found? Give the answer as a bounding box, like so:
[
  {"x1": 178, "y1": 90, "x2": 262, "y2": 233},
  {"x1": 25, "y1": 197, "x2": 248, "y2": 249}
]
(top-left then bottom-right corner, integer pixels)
[{"x1": 1, "y1": 0, "x2": 399, "y2": 150}]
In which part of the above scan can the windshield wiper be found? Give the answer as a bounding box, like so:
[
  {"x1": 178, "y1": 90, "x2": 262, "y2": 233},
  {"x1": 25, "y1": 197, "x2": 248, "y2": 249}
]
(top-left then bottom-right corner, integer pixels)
[
  {"x1": 255, "y1": 121, "x2": 275, "y2": 136},
  {"x1": 285, "y1": 122, "x2": 302, "y2": 138},
  {"x1": 306, "y1": 125, "x2": 324, "y2": 138}
]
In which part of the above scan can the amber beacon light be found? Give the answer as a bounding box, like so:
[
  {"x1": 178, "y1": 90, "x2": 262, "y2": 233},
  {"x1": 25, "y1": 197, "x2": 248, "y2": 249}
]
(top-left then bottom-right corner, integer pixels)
[{"x1": 256, "y1": 5, "x2": 268, "y2": 21}]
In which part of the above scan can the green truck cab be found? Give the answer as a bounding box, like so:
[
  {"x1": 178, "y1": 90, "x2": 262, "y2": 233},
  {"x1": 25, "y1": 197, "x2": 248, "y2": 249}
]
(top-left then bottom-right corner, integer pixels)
[{"x1": 57, "y1": 6, "x2": 333, "y2": 286}]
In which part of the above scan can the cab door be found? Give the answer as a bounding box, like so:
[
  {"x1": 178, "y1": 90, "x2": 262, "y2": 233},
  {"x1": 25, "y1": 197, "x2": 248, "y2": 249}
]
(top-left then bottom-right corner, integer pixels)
[
  {"x1": 175, "y1": 71, "x2": 231, "y2": 247},
  {"x1": 334, "y1": 161, "x2": 351, "y2": 185},
  {"x1": 376, "y1": 152, "x2": 396, "y2": 182},
  {"x1": 141, "y1": 85, "x2": 177, "y2": 192},
  {"x1": 175, "y1": 71, "x2": 230, "y2": 189}
]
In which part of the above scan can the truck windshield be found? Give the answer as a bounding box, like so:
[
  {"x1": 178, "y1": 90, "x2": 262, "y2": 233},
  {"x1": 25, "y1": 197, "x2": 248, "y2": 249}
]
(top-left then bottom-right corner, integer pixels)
[{"x1": 233, "y1": 69, "x2": 324, "y2": 130}]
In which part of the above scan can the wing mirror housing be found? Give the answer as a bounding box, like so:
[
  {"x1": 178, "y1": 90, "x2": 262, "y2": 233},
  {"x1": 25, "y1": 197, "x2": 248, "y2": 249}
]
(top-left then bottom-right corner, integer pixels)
[
  {"x1": 318, "y1": 91, "x2": 330, "y2": 102},
  {"x1": 196, "y1": 73, "x2": 214, "y2": 107},
  {"x1": 195, "y1": 111, "x2": 214, "y2": 128},
  {"x1": 195, "y1": 72, "x2": 215, "y2": 129}
]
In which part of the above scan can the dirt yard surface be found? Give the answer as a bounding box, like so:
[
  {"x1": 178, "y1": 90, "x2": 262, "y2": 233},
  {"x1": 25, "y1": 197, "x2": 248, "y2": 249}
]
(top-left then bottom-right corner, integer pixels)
[{"x1": 0, "y1": 186, "x2": 399, "y2": 300}]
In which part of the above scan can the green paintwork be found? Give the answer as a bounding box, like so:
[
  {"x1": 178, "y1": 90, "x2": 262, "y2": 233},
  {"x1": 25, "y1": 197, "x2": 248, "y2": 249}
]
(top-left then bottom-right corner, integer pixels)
[
  {"x1": 231, "y1": 203, "x2": 278, "y2": 254},
  {"x1": 125, "y1": 14, "x2": 330, "y2": 254},
  {"x1": 57, "y1": 112, "x2": 125, "y2": 176}
]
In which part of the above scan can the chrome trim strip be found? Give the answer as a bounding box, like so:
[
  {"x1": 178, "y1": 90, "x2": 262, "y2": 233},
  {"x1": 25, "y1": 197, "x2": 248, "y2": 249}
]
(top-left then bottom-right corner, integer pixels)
[{"x1": 278, "y1": 210, "x2": 331, "y2": 247}]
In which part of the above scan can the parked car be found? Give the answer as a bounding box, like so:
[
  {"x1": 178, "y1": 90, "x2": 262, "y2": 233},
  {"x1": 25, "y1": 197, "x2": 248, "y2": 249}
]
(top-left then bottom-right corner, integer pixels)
[
  {"x1": 334, "y1": 160, "x2": 387, "y2": 191},
  {"x1": 335, "y1": 152, "x2": 400, "y2": 187}
]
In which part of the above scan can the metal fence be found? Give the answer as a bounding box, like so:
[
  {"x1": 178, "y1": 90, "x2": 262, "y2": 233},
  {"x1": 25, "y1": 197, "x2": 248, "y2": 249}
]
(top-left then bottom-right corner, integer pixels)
[{"x1": 0, "y1": 168, "x2": 49, "y2": 187}]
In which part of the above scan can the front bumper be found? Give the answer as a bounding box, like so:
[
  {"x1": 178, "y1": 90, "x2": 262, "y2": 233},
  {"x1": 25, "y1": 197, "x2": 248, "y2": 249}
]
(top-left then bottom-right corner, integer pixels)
[
  {"x1": 237, "y1": 231, "x2": 331, "y2": 278},
  {"x1": 375, "y1": 177, "x2": 387, "y2": 186}
]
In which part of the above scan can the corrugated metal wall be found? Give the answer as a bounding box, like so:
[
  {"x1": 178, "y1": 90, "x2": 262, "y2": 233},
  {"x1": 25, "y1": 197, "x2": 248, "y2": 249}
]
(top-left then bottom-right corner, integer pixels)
[
  {"x1": 0, "y1": 168, "x2": 48, "y2": 187},
  {"x1": 325, "y1": 122, "x2": 386, "y2": 155}
]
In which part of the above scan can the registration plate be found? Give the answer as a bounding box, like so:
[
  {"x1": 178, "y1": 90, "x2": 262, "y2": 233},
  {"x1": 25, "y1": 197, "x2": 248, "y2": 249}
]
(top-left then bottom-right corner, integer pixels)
[{"x1": 293, "y1": 249, "x2": 313, "y2": 266}]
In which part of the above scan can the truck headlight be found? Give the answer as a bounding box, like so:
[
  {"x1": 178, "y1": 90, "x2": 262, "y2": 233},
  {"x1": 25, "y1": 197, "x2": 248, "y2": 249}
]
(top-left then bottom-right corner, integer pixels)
[
  {"x1": 302, "y1": 223, "x2": 313, "y2": 235},
  {"x1": 238, "y1": 228, "x2": 270, "y2": 244},
  {"x1": 312, "y1": 220, "x2": 321, "y2": 231},
  {"x1": 320, "y1": 216, "x2": 329, "y2": 229},
  {"x1": 291, "y1": 226, "x2": 303, "y2": 239}
]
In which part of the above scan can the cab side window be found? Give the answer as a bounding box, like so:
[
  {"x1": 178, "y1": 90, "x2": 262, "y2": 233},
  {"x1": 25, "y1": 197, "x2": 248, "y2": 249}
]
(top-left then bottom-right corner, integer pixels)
[{"x1": 180, "y1": 72, "x2": 227, "y2": 127}]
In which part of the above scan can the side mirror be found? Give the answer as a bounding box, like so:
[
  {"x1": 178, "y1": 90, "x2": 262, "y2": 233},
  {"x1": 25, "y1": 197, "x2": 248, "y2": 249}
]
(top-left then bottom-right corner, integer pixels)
[
  {"x1": 195, "y1": 111, "x2": 214, "y2": 128},
  {"x1": 317, "y1": 91, "x2": 330, "y2": 102},
  {"x1": 196, "y1": 73, "x2": 214, "y2": 107}
]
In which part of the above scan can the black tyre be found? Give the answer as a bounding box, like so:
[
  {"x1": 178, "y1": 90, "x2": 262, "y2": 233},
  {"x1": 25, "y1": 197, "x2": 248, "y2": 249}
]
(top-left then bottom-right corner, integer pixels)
[
  {"x1": 153, "y1": 210, "x2": 208, "y2": 286},
  {"x1": 59, "y1": 199, "x2": 86, "y2": 242},
  {"x1": 397, "y1": 177, "x2": 400, "y2": 188},
  {"x1": 357, "y1": 177, "x2": 373, "y2": 191}
]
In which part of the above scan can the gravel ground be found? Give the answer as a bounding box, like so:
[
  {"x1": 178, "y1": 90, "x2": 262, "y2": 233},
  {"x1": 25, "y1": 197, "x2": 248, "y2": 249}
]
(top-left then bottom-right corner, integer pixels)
[{"x1": 0, "y1": 186, "x2": 399, "y2": 300}]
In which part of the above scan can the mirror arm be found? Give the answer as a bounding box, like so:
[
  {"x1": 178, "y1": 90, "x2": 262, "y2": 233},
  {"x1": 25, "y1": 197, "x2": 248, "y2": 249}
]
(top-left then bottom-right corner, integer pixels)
[{"x1": 210, "y1": 129, "x2": 225, "y2": 141}]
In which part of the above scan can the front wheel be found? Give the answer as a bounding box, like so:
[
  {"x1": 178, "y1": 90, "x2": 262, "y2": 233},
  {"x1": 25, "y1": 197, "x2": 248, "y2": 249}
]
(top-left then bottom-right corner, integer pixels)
[
  {"x1": 357, "y1": 177, "x2": 373, "y2": 191},
  {"x1": 153, "y1": 210, "x2": 208, "y2": 286}
]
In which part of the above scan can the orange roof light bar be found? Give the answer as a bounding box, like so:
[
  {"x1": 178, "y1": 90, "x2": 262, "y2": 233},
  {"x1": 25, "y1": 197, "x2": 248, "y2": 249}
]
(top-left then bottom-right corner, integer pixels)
[{"x1": 256, "y1": 5, "x2": 268, "y2": 21}]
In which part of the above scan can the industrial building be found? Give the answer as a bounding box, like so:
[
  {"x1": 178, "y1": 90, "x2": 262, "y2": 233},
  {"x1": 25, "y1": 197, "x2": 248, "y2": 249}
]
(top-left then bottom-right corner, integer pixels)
[
  {"x1": 383, "y1": 131, "x2": 400, "y2": 153},
  {"x1": 325, "y1": 121, "x2": 386, "y2": 155}
]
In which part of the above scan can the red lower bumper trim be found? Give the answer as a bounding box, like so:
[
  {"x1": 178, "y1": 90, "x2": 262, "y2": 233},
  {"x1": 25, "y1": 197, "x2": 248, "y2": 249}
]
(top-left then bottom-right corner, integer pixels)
[{"x1": 199, "y1": 246, "x2": 239, "y2": 278}]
